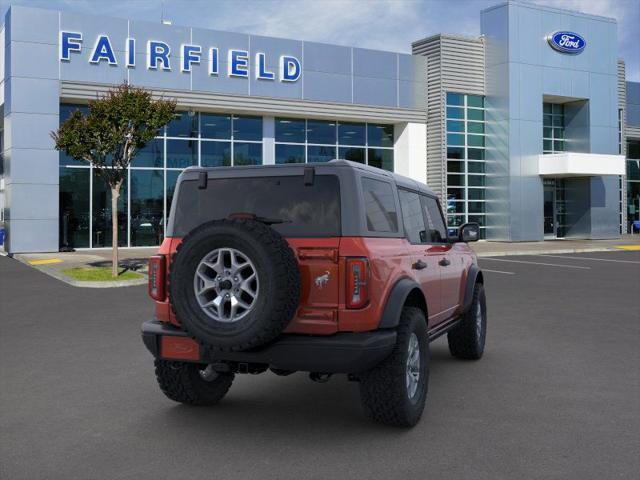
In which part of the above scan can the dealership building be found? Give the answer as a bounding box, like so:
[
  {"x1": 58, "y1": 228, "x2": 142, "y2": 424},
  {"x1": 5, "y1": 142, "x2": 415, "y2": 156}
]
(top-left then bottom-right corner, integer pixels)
[{"x1": 0, "y1": 1, "x2": 639, "y2": 252}]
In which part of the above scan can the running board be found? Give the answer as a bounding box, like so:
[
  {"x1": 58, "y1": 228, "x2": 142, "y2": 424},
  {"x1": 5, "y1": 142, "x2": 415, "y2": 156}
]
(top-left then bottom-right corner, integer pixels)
[{"x1": 427, "y1": 317, "x2": 462, "y2": 342}]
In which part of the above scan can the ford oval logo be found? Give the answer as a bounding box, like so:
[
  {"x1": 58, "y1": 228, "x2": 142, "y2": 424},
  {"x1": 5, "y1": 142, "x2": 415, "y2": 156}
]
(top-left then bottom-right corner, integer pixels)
[{"x1": 547, "y1": 31, "x2": 586, "y2": 54}]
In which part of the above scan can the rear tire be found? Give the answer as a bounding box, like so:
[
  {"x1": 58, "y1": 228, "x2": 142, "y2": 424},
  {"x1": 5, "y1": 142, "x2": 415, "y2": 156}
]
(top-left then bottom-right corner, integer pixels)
[
  {"x1": 447, "y1": 282, "x2": 486, "y2": 360},
  {"x1": 359, "y1": 307, "x2": 429, "y2": 427},
  {"x1": 154, "y1": 360, "x2": 234, "y2": 406}
]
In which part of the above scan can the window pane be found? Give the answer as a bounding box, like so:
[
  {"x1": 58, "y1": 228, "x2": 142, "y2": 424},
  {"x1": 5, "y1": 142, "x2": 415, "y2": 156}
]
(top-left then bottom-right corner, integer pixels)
[
  {"x1": 367, "y1": 124, "x2": 394, "y2": 147},
  {"x1": 59, "y1": 151, "x2": 86, "y2": 167},
  {"x1": 627, "y1": 159, "x2": 640, "y2": 180},
  {"x1": 167, "y1": 111, "x2": 198, "y2": 138},
  {"x1": 467, "y1": 122, "x2": 484, "y2": 134},
  {"x1": 166, "y1": 170, "x2": 182, "y2": 219},
  {"x1": 543, "y1": 139, "x2": 553, "y2": 151},
  {"x1": 307, "y1": 120, "x2": 336, "y2": 144},
  {"x1": 60, "y1": 103, "x2": 89, "y2": 123},
  {"x1": 130, "y1": 169, "x2": 164, "y2": 246},
  {"x1": 468, "y1": 148, "x2": 484, "y2": 160},
  {"x1": 166, "y1": 139, "x2": 197, "y2": 168},
  {"x1": 448, "y1": 174, "x2": 465, "y2": 186},
  {"x1": 543, "y1": 127, "x2": 553, "y2": 138},
  {"x1": 554, "y1": 128, "x2": 564, "y2": 139},
  {"x1": 338, "y1": 122, "x2": 366, "y2": 146},
  {"x1": 308, "y1": 145, "x2": 336, "y2": 163},
  {"x1": 552, "y1": 103, "x2": 563, "y2": 115},
  {"x1": 447, "y1": 120, "x2": 464, "y2": 133},
  {"x1": 59, "y1": 167, "x2": 90, "y2": 248},
  {"x1": 447, "y1": 215, "x2": 465, "y2": 227},
  {"x1": 628, "y1": 141, "x2": 640, "y2": 159},
  {"x1": 467, "y1": 95, "x2": 484, "y2": 108},
  {"x1": 421, "y1": 196, "x2": 447, "y2": 243},
  {"x1": 469, "y1": 215, "x2": 486, "y2": 226},
  {"x1": 201, "y1": 141, "x2": 231, "y2": 167},
  {"x1": 447, "y1": 188, "x2": 465, "y2": 201},
  {"x1": 368, "y1": 148, "x2": 393, "y2": 171},
  {"x1": 446, "y1": 92, "x2": 464, "y2": 106},
  {"x1": 467, "y1": 134, "x2": 485, "y2": 147},
  {"x1": 399, "y1": 190, "x2": 427, "y2": 243},
  {"x1": 543, "y1": 103, "x2": 552, "y2": 114},
  {"x1": 447, "y1": 160, "x2": 464, "y2": 173},
  {"x1": 361, "y1": 178, "x2": 398, "y2": 233},
  {"x1": 233, "y1": 115, "x2": 262, "y2": 141},
  {"x1": 552, "y1": 115, "x2": 563, "y2": 127},
  {"x1": 446, "y1": 200, "x2": 465, "y2": 214},
  {"x1": 275, "y1": 117, "x2": 306, "y2": 143},
  {"x1": 133, "y1": 138, "x2": 163, "y2": 168},
  {"x1": 234, "y1": 142, "x2": 262, "y2": 165},
  {"x1": 543, "y1": 114, "x2": 553, "y2": 126},
  {"x1": 447, "y1": 133, "x2": 464, "y2": 146},
  {"x1": 338, "y1": 147, "x2": 365, "y2": 163},
  {"x1": 468, "y1": 201, "x2": 485, "y2": 214},
  {"x1": 275, "y1": 144, "x2": 305, "y2": 164},
  {"x1": 467, "y1": 109, "x2": 484, "y2": 121},
  {"x1": 446, "y1": 106, "x2": 464, "y2": 119},
  {"x1": 468, "y1": 161, "x2": 485, "y2": 173},
  {"x1": 447, "y1": 147, "x2": 464, "y2": 159},
  {"x1": 201, "y1": 113, "x2": 231, "y2": 139},
  {"x1": 554, "y1": 140, "x2": 564, "y2": 151},
  {"x1": 468, "y1": 175, "x2": 486, "y2": 187},
  {"x1": 92, "y1": 170, "x2": 127, "y2": 247},
  {"x1": 468, "y1": 188, "x2": 485, "y2": 200}
]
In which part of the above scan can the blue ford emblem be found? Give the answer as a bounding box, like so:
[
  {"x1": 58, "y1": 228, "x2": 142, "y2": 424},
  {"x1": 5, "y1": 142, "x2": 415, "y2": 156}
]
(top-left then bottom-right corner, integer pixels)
[{"x1": 547, "y1": 31, "x2": 586, "y2": 54}]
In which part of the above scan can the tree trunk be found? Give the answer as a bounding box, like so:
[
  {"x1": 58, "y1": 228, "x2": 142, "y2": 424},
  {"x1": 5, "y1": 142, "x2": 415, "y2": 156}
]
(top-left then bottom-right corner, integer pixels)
[{"x1": 111, "y1": 185, "x2": 121, "y2": 278}]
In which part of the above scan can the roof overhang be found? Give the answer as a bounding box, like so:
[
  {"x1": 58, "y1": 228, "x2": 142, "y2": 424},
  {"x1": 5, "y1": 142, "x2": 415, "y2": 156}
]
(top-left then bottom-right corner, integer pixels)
[{"x1": 538, "y1": 152, "x2": 625, "y2": 177}]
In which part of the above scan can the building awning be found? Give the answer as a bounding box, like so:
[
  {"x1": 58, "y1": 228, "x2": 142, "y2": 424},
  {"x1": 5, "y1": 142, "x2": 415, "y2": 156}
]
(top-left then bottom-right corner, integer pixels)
[{"x1": 538, "y1": 152, "x2": 625, "y2": 177}]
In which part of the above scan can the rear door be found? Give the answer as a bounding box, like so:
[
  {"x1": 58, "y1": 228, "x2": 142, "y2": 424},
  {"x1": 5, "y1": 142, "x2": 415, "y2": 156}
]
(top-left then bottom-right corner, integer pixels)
[
  {"x1": 397, "y1": 189, "x2": 443, "y2": 325},
  {"x1": 421, "y1": 195, "x2": 463, "y2": 319}
]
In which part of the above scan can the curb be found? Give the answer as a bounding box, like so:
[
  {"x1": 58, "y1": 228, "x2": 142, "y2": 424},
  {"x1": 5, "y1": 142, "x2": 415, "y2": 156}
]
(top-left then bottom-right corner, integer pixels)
[
  {"x1": 474, "y1": 246, "x2": 625, "y2": 258},
  {"x1": 10, "y1": 255, "x2": 147, "y2": 288}
]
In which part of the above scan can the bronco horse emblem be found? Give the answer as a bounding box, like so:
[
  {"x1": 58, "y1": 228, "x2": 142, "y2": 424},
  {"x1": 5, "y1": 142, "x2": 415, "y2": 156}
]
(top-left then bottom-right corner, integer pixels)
[{"x1": 315, "y1": 271, "x2": 331, "y2": 289}]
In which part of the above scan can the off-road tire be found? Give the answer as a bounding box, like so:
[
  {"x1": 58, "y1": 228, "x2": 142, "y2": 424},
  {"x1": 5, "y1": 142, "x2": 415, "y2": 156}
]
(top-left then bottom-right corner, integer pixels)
[
  {"x1": 154, "y1": 360, "x2": 234, "y2": 406},
  {"x1": 359, "y1": 307, "x2": 429, "y2": 428},
  {"x1": 447, "y1": 282, "x2": 486, "y2": 360},
  {"x1": 169, "y1": 219, "x2": 300, "y2": 352}
]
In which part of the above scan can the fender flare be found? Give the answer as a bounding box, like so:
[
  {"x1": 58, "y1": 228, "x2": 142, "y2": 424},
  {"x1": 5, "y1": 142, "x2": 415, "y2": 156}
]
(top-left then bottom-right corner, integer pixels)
[
  {"x1": 378, "y1": 278, "x2": 426, "y2": 329},
  {"x1": 462, "y1": 264, "x2": 483, "y2": 313}
]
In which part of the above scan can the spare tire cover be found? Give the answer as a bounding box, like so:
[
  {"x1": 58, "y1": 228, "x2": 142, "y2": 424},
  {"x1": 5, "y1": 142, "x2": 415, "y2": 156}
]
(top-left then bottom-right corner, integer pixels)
[{"x1": 169, "y1": 219, "x2": 300, "y2": 351}]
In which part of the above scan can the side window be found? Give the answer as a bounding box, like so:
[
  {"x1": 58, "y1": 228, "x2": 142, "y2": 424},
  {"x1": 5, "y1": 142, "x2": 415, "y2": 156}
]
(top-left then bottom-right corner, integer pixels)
[
  {"x1": 421, "y1": 195, "x2": 447, "y2": 243},
  {"x1": 361, "y1": 177, "x2": 398, "y2": 233},
  {"x1": 398, "y1": 189, "x2": 427, "y2": 243}
]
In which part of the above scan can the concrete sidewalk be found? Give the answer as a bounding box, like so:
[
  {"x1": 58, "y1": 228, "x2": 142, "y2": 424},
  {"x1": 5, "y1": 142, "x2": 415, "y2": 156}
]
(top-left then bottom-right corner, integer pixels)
[{"x1": 470, "y1": 234, "x2": 640, "y2": 257}]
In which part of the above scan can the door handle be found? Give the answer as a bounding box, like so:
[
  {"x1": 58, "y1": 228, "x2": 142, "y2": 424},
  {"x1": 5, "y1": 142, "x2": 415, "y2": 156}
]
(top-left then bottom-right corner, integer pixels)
[
  {"x1": 412, "y1": 259, "x2": 427, "y2": 270},
  {"x1": 439, "y1": 258, "x2": 451, "y2": 267}
]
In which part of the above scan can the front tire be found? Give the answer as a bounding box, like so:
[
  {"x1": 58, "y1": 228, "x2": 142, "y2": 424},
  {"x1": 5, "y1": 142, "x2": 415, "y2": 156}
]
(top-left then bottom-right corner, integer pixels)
[
  {"x1": 359, "y1": 307, "x2": 429, "y2": 427},
  {"x1": 154, "y1": 360, "x2": 234, "y2": 406},
  {"x1": 447, "y1": 282, "x2": 486, "y2": 360}
]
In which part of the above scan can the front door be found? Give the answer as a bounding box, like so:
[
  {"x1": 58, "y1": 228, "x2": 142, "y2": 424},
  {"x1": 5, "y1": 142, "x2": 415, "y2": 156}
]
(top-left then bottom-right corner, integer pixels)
[{"x1": 543, "y1": 179, "x2": 567, "y2": 238}]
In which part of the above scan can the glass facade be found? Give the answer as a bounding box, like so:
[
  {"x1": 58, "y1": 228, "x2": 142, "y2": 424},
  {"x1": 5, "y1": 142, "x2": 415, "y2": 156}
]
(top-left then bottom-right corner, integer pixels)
[
  {"x1": 274, "y1": 118, "x2": 394, "y2": 170},
  {"x1": 445, "y1": 92, "x2": 486, "y2": 238},
  {"x1": 58, "y1": 104, "x2": 263, "y2": 248},
  {"x1": 627, "y1": 139, "x2": 640, "y2": 232},
  {"x1": 543, "y1": 103, "x2": 565, "y2": 154}
]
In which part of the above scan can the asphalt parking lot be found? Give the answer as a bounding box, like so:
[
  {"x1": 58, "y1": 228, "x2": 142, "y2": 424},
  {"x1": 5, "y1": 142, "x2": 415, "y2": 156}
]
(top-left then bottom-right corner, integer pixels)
[{"x1": 1, "y1": 250, "x2": 639, "y2": 479}]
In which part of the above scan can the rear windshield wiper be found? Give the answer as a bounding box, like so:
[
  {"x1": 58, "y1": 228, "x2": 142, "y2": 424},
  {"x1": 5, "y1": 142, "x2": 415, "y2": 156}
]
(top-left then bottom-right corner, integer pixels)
[{"x1": 228, "y1": 212, "x2": 291, "y2": 225}]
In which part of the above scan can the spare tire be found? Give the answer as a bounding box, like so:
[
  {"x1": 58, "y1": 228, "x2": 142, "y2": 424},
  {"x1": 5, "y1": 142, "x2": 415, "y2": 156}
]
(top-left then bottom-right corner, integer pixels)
[{"x1": 169, "y1": 219, "x2": 300, "y2": 352}]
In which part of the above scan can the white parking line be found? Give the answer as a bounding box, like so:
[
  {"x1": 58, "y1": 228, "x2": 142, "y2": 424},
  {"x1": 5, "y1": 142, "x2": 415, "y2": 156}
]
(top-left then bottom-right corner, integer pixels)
[
  {"x1": 480, "y1": 258, "x2": 591, "y2": 269},
  {"x1": 481, "y1": 269, "x2": 516, "y2": 275},
  {"x1": 540, "y1": 254, "x2": 640, "y2": 265}
]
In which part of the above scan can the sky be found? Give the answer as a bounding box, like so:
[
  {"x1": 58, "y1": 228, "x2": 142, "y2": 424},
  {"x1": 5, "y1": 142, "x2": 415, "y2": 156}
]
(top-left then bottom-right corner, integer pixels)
[{"x1": 1, "y1": 0, "x2": 638, "y2": 80}]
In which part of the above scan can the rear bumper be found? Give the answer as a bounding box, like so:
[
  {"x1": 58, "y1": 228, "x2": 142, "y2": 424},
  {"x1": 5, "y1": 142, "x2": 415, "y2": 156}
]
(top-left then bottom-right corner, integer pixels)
[{"x1": 141, "y1": 320, "x2": 396, "y2": 374}]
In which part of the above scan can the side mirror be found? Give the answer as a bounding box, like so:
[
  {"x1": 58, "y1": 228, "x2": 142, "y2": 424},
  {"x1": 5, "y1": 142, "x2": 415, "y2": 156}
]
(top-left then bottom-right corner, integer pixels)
[{"x1": 457, "y1": 222, "x2": 480, "y2": 243}]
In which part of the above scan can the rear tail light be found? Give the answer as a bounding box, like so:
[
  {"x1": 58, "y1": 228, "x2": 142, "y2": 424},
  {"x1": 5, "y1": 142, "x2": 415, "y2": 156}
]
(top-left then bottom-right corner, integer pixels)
[
  {"x1": 148, "y1": 255, "x2": 166, "y2": 301},
  {"x1": 346, "y1": 257, "x2": 370, "y2": 309}
]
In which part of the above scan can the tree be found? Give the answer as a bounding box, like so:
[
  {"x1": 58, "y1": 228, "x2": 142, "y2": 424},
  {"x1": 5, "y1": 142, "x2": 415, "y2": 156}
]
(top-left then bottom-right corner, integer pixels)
[{"x1": 52, "y1": 83, "x2": 176, "y2": 278}]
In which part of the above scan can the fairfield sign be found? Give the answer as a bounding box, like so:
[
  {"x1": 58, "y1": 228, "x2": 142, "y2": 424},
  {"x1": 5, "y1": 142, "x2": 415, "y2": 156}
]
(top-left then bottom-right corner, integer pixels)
[{"x1": 59, "y1": 31, "x2": 302, "y2": 82}]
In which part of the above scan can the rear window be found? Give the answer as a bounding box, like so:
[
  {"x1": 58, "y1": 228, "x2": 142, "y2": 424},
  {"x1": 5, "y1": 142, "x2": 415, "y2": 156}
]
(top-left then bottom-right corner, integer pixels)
[{"x1": 172, "y1": 175, "x2": 341, "y2": 237}]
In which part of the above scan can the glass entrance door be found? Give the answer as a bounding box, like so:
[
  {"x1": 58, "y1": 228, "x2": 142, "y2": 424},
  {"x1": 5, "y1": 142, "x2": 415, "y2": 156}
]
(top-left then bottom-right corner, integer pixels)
[{"x1": 543, "y1": 178, "x2": 566, "y2": 238}]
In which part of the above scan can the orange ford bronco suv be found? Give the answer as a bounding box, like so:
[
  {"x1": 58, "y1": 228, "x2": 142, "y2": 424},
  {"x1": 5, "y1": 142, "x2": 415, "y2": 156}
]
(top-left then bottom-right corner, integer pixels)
[{"x1": 142, "y1": 160, "x2": 486, "y2": 427}]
